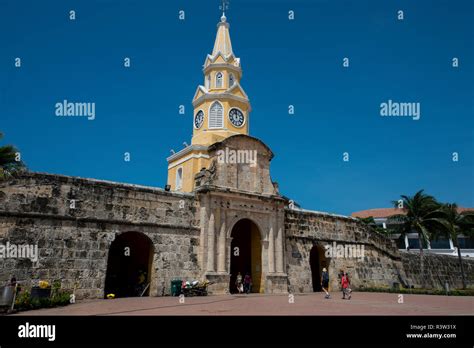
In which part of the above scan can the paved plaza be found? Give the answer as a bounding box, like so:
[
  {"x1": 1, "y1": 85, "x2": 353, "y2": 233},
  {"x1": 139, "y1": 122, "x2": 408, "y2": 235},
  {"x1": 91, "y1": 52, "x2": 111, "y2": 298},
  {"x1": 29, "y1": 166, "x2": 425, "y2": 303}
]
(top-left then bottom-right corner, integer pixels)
[{"x1": 13, "y1": 292, "x2": 474, "y2": 316}]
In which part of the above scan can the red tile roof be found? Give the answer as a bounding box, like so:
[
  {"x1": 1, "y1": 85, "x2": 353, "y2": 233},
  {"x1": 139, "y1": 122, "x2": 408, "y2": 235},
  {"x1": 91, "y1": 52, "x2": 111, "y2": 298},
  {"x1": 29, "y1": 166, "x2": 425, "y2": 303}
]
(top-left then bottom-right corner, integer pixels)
[{"x1": 351, "y1": 207, "x2": 474, "y2": 219}]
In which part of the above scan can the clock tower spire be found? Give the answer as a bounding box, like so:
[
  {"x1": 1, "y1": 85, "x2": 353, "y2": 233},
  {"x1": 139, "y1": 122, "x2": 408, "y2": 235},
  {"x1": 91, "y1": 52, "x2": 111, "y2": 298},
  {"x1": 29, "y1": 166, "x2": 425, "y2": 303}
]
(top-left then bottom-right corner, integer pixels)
[
  {"x1": 167, "y1": 8, "x2": 251, "y2": 192},
  {"x1": 191, "y1": 6, "x2": 251, "y2": 146}
]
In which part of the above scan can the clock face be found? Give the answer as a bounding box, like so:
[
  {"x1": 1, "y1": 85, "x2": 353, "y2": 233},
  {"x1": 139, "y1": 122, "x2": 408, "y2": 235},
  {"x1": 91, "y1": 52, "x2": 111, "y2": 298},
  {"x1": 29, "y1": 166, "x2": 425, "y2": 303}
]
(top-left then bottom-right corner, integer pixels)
[
  {"x1": 228, "y1": 108, "x2": 245, "y2": 128},
  {"x1": 194, "y1": 110, "x2": 204, "y2": 129}
]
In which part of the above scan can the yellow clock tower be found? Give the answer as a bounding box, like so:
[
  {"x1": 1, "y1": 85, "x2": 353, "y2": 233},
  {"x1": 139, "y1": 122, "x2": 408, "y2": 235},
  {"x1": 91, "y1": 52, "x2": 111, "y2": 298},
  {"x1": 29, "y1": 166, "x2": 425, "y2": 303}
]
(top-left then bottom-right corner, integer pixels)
[{"x1": 167, "y1": 11, "x2": 251, "y2": 192}]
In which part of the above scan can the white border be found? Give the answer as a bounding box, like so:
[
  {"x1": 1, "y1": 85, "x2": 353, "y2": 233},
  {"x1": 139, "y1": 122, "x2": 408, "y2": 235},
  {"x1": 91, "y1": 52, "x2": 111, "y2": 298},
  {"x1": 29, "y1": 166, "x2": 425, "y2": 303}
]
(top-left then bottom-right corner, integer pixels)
[
  {"x1": 228, "y1": 107, "x2": 246, "y2": 128},
  {"x1": 194, "y1": 109, "x2": 204, "y2": 129}
]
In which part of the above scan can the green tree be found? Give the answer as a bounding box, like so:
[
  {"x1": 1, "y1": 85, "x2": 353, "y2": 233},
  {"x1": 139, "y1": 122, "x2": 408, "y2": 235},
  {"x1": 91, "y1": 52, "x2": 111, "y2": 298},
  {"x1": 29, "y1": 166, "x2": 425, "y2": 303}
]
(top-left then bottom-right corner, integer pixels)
[
  {"x1": 387, "y1": 190, "x2": 447, "y2": 287},
  {"x1": 356, "y1": 216, "x2": 388, "y2": 235},
  {"x1": 0, "y1": 132, "x2": 25, "y2": 179},
  {"x1": 431, "y1": 203, "x2": 474, "y2": 289}
]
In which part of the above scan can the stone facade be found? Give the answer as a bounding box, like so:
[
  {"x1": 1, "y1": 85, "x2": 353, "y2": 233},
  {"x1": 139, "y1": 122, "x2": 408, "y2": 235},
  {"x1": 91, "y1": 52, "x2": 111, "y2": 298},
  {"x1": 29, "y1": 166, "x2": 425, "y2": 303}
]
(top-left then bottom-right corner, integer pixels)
[
  {"x1": 195, "y1": 188, "x2": 287, "y2": 294},
  {"x1": 203, "y1": 135, "x2": 278, "y2": 195},
  {"x1": 1, "y1": 135, "x2": 473, "y2": 299},
  {"x1": 194, "y1": 135, "x2": 287, "y2": 294},
  {"x1": 285, "y1": 209, "x2": 407, "y2": 292},
  {"x1": 401, "y1": 252, "x2": 474, "y2": 290},
  {"x1": 0, "y1": 173, "x2": 201, "y2": 299}
]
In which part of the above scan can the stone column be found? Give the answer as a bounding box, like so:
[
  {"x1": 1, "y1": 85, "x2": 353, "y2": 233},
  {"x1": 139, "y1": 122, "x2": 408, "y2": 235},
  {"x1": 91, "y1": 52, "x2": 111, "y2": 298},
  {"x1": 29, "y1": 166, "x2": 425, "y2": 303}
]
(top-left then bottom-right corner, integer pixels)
[
  {"x1": 199, "y1": 194, "x2": 209, "y2": 271},
  {"x1": 275, "y1": 225, "x2": 284, "y2": 274},
  {"x1": 207, "y1": 211, "x2": 216, "y2": 272},
  {"x1": 268, "y1": 224, "x2": 275, "y2": 274},
  {"x1": 217, "y1": 211, "x2": 226, "y2": 273},
  {"x1": 226, "y1": 237, "x2": 233, "y2": 272}
]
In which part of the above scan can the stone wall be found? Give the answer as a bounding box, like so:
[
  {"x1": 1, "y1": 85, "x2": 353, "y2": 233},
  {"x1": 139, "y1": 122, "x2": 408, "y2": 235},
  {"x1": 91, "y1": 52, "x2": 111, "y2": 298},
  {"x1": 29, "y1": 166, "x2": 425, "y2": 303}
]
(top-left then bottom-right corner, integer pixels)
[
  {"x1": 1, "y1": 172, "x2": 472, "y2": 300},
  {"x1": 285, "y1": 209, "x2": 407, "y2": 292},
  {"x1": 0, "y1": 173, "x2": 201, "y2": 299},
  {"x1": 285, "y1": 209, "x2": 474, "y2": 292},
  {"x1": 401, "y1": 251, "x2": 474, "y2": 290}
]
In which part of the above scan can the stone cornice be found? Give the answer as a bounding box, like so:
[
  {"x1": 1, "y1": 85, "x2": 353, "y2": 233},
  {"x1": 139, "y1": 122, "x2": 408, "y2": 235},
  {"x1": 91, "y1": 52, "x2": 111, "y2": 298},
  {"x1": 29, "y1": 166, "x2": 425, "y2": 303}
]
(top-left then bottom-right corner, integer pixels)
[
  {"x1": 192, "y1": 92, "x2": 250, "y2": 109},
  {"x1": 0, "y1": 210, "x2": 200, "y2": 232},
  {"x1": 285, "y1": 208, "x2": 357, "y2": 222},
  {"x1": 167, "y1": 145, "x2": 208, "y2": 163},
  {"x1": 203, "y1": 63, "x2": 242, "y2": 76},
  {"x1": 195, "y1": 185, "x2": 285, "y2": 203},
  {"x1": 2, "y1": 172, "x2": 195, "y2": 198}
]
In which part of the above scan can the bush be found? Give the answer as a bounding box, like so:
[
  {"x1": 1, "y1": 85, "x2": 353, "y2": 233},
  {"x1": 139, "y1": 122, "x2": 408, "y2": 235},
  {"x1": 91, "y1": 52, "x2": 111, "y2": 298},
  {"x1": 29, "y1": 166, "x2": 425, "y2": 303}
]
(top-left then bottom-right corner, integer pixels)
[
  {"x1": 51, "y1": 291, "x2": 72, "y2": 306},
  {"x1": 14, "y1": 290, "x2": 31, "y2": 311},
  {"x1": 13, "y1": 286, "x2": 73, "y2": 312}
]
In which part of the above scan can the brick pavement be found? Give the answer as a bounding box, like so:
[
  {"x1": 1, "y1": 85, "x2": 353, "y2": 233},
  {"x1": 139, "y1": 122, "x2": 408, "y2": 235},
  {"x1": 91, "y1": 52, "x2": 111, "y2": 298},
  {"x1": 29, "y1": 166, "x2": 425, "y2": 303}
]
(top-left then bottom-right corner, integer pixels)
[{"x1": 13, "y1": 292, "x2": 474, "y2": 316}]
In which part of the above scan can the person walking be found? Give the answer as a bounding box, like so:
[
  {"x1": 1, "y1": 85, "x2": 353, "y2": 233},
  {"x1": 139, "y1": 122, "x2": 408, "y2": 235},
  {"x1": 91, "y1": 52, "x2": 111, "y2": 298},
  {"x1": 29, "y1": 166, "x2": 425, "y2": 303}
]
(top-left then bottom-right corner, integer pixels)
[
  {"x1": 341, "y1": 271, "x2": 352, "y2": 300},
  {"x1": 236, "y1": 272, "x2": 243, "y2": 294},
  {"x1": 243, "y1": 273, "x2": 252, "y2": 294},
  {"x1": 321, "y1": 268, "x2": 330, "y2": 299},
  {"x1": 135, "y1": 269, "x2": 147, "y2": 296}
]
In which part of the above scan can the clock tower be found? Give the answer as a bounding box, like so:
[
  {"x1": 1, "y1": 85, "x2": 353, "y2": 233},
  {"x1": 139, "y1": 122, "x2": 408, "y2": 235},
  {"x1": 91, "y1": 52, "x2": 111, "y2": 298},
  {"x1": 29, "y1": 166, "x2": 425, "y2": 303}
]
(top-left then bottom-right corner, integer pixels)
[{"x1": 167, "y1": 10, "x2": 251, "y2": 192}]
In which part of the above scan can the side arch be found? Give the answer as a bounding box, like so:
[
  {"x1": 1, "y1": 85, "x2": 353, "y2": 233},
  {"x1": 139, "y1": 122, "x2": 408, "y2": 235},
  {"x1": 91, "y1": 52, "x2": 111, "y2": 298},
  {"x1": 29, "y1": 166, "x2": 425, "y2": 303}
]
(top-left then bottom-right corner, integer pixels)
[{"x1": 104, "y1": 231, "x2": 154, "y2": 298}]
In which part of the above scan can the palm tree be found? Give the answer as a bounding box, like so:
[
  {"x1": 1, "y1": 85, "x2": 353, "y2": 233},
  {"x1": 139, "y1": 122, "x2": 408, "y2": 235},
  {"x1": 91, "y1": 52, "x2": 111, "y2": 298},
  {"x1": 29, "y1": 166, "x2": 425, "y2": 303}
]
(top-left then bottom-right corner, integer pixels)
[
  {"x1": 0, "y1": 132, "x2": 25, "y2": 179},
  {"x1": 431, "y1": 203, "x2": 474, "y2": 289},
  {"x1": 387, "y1": 190, "x2": 447, "y2": 288}
]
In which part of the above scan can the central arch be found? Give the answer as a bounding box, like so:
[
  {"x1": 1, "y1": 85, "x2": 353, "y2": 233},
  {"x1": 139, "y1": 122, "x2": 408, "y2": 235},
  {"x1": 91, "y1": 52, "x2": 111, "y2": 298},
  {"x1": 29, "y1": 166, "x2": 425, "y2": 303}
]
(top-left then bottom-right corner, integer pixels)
[
  {"x1": 229, "y1": 219, "x2": 262, "y2": 294},
  {"x1": 104, "y1": 232, "x2": 154, "y2": 298}
]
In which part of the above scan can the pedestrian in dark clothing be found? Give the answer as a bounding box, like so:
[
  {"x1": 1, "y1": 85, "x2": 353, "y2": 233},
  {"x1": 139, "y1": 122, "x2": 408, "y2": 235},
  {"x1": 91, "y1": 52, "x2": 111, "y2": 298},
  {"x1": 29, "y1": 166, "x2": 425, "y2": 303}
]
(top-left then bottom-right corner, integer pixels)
[
  {"x1": 243, "y1": 273, "x2": 252, "y2": 294},
  {"x1": 321, "y1": 268, "x2": 330, "y2": 299}
]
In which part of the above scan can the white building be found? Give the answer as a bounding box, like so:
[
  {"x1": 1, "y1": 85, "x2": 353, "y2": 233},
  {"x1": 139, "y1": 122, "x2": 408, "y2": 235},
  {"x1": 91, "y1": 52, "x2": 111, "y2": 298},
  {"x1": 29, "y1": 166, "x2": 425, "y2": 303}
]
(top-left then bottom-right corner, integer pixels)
[{"x1": 352, "y1": 208, "x2": 474, "y2": 258}]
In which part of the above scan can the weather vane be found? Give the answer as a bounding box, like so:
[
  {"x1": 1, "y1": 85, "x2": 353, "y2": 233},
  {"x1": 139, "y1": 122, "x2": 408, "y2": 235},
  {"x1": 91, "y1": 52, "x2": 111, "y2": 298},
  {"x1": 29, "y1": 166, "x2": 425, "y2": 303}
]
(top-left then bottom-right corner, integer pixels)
[{"x1": 219, "y1": 0, "x2": 229, "y2": 16}]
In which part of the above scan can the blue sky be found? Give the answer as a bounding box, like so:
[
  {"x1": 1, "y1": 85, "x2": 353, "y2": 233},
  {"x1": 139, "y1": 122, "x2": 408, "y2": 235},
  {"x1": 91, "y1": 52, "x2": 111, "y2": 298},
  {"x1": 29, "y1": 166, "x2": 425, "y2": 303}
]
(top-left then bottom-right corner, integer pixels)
[{"x1": 1, "y1": 0, "x2": 473, "y2": 215}]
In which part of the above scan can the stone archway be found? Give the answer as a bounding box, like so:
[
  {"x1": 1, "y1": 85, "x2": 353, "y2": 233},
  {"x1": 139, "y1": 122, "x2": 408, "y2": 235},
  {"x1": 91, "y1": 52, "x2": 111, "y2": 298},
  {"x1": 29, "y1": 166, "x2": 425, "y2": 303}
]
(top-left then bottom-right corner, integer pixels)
[
  {"x1": 309, "y1": 244, "x2": 328, "y2": 292},
  {"x1": 104, "y1": 232, "x2": 154, "y2": 298},
  {"x1": 229, "y1": 219, "x2": 262, "y2": 294}
]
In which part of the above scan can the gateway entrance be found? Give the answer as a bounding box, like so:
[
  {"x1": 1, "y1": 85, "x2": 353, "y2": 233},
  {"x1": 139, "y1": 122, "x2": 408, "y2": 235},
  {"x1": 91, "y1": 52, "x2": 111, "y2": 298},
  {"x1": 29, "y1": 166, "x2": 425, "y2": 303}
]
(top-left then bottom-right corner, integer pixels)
[
  {"x1": 229, "y1": 219, "x2": 262, "y2": 293},
  {"x1": 104, "y1": 232, "x2": 153, "y2": 298}
]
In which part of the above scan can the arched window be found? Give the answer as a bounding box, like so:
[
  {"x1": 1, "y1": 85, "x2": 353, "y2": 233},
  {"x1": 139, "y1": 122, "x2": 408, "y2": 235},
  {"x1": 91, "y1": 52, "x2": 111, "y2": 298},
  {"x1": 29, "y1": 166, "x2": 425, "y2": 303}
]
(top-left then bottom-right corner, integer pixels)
[
  {"x1": 176, "y1": 167, "x2": 183, "y2": 190},
  {"x1": 215, "y1": 72, "x2": 223, "y2": 88},
  {"x1": 209, "y1": 101, "x2": 224, "y2": 128},
  {"x1": 229, "y1": 73, "x2": 235, "y2": 87}
]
